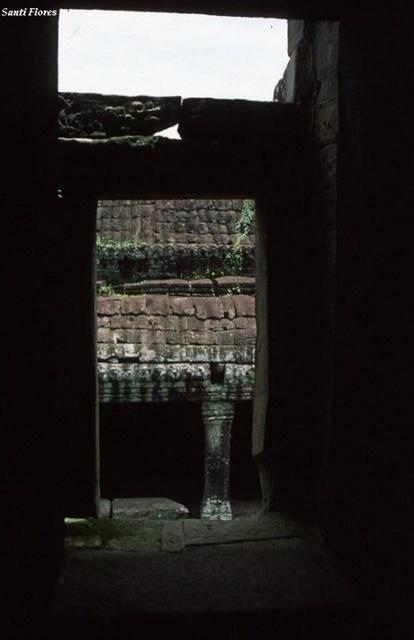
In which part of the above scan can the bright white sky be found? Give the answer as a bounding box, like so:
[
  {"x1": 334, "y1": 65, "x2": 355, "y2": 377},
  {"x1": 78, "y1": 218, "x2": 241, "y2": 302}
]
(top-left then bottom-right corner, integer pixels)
[{"x1": 58, "y1": 10, "x2": 288, "y2": 136}]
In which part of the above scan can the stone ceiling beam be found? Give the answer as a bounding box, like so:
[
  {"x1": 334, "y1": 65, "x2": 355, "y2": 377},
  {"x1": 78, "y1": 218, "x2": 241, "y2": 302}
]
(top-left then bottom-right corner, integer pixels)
[
  {"x1": 59, "y1": 93, "x2": 304, "y2": 143},
  {"x1": 178, "y1": 99, "x2": 305, "y2": 143},
  {"x1": 59, "y1": 93, "x2": 181, "y2": 138},
  {"x1": 58, "y1": 135, "x2": 306, "y2": 198}
]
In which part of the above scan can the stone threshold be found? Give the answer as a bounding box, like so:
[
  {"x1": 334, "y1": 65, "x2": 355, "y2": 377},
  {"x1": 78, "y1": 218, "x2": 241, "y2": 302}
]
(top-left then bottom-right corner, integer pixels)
[
  {"x1": 65, "y1": 508, "x2": 319, "y2": 554},
  {"x1": 161, "y1": 513, "x2": 319, "y2": 553}
]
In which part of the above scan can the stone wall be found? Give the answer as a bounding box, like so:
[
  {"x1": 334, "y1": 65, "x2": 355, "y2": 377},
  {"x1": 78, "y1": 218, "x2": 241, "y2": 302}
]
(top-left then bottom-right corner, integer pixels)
[
  {"x1": 96, "y1": 199, "x2": 255, "y2": 282},
  {"x1": 277, "y1": 21, "x2": 338, "y2": 231},
  {"x1": 97, "y1": 289, "x2": 256, "y2": 403},
  {"x1": 258, "y1": 20, "x2": 339, "y2": 513},
  {"x1": 97, "y1": 199, "x2": 254, "y2": 245},
  {"x1": 97, "y1": 197, "x2": 256, "y2": 405}
]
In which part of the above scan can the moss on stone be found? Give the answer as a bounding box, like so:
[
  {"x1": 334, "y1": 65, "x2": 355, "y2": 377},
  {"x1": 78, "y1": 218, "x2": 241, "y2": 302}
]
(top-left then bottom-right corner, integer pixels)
[{"x1": 65, "y1": 518, "x2": 162, "y2": 552}]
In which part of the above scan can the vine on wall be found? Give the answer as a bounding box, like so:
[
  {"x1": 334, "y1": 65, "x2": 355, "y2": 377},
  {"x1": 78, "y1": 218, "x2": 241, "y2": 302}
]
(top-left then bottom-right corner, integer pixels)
[{"x1": 224, "y1": 199, "x2": 255, "y2": 274}]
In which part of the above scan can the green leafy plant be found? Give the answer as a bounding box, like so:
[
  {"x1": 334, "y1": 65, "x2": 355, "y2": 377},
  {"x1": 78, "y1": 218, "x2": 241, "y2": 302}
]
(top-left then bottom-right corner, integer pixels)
[
  {"x1": 97, "y1": 282, "x2": 116, "y2": 296},
  {"x1": 96, "y1": 236, "x2": 146, "y2": 261},
  {"x1": 224, "y1": 199, "x2": 254, "y2": 274}
]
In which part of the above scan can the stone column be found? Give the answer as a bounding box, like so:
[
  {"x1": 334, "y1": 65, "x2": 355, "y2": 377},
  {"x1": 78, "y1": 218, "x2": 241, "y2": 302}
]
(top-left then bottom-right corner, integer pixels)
[{"x1": 201, "y1": 400, "x2": 234, "y2": 521}]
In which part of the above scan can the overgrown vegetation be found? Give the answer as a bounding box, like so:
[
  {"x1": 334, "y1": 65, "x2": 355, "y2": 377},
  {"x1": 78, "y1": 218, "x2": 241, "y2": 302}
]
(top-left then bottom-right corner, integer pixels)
[
  {"x1": 96, "y1": 236, "x2": 147, "y2": 261},
  {"x1": 96, "y1": 200, "x2": 255, "y2": 293},
  {"x1": 224, "y1": 199, "x2": 255, "y2": 274},
  {"x1": 96, "y1": 282, "x2": 116, "y2": 296}
]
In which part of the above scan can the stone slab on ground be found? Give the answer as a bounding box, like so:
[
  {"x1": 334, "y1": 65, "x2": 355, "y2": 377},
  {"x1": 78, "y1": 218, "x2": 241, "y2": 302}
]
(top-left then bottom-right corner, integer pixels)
[
  {"x1": 65, "y1": 517, "x2": 162, "y2": 552},
  {"x1": 161, "y1": 521, "x2": 185, "y2": 553},
  {"x1": 98, "y1": 498, "x2": 112, "y2": 518},
  {"x1": 65, "y1": 534, "x2": 102, "y2": 549},
  {"x1": 106, "y1": 520, "x2": 161, "y2": 553},
  {"x1": 112, "y1": 497, "x2": 189, "y2": 520},
  {"x1": 183, "y1": 513, "x2": 317, "y2": 547},
  {"x1": 65, "y1": 509, "x2": 315, "y2": 553},
  {"x1": 104, "y1": 520, "x2": 161, "y2": 552}
]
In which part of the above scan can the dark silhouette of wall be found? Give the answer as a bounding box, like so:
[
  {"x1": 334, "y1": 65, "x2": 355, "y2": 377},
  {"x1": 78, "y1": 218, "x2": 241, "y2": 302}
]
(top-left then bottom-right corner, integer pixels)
[{"x1": 327, "y1": 20, "x2": 413, "y2": 624}]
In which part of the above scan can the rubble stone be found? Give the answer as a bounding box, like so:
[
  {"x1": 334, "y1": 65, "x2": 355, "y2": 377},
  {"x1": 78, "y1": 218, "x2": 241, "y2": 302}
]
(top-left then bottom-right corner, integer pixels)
[{"x1": 112, "y1": 498, "x2": 190, "y2": 520}]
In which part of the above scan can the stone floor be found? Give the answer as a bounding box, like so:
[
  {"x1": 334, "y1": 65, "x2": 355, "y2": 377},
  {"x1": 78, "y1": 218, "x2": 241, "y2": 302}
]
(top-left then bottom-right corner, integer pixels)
[{"x1": 52, "y1": 505, "x2": 359, "y2": 639}]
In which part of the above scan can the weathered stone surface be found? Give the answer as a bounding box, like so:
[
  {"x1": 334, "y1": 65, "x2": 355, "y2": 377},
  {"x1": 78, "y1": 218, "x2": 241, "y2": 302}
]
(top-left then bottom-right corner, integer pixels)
[
  {"x1": 105, "y1": 521, "x2": 162, "y2": 552},
  {"x1": 283, "y1": 39, "x2": 316, "y2": 103},
  {"x1": 201, "y1": 401, "x2": 234, "y2": 521},
  {"x1": 288, "y1": 19, "x2": 305, "y2": 56},
  {"x1": 65, "y1": 517, "x2": 163, "y2": 552},
  {"x1": 193, "y1": 297, "x2": 224, "y2": 320},
  {"x1": 185, "y1": 317, "x2": 204, "y2": 331},
  {"x1": 233, "y1": 294, "x2": 255, "y2": 317},
  {"x1": 214, "y1": 276, "x2": 255, "y2": 295},
  {"x1": 161, "y1": 521, "x2": 185, "y2": 553},
  {"x1": 97, "y1": 291, "x2": 256, "y2": 402},
  {"x1": 183, "y1": 512, "x2": 318, "y2": 547},
  {"x1": 97, "y1": 298, "x2": 121, "y2": 315},
  {"x1": 145, "y1": 294, "x2": 170, "y2": 316},
  {"x1": 97, "y1": 328, "x2": 113, "y2": 343},
  {"x1": 234, "y1": 317, "x2": 256, "y2": 330},
  {"x1": 111, "y1": 274, "x2": 255, "y2": 296},
  {"x1": 311, "y1": 21, "x2": 339, "y2": 87},
  {"x1": 118, "y1": 279, "x2": 195, "y2": 296},
  {"x1": 189, "y1": 279, "x2": 215, "y2": 296},
  {"x1": 167, "y1": 279, "x2": 192, "y2": 295},
  {"x1": 121, "y1": 280, "x2": 171, "y2": 295},
  {"x1": 112, "y1": 498, "x2": 190, "y2": 520},
  {"x1": 98, "y1": 343, "x2": 254, "y2": 365},
  {"x1": 97, "y1": 316, "x2": 110, "y2": 328},
  {"x1": 66, "y1": 534, "x2": 102, "y2": 548},
  {"x1": 59, "y1": 93, "x2": 181, "y2": 138},
  {"x1": 99, "y1": 498, "x2": 112, "y2": 518},
  {"x1": 221, "y1": 296, "x2": 236, "y2": 320},
  {"x1": 96, "y1": 198, "x2": 256, "y2": 283},
  {"x1": 169, "y1": 297, "x2": 195, "y2": 316},
  {"x1": 98, "y1": 364, "x2": 254, "y2": 403},
  {"x1": 120, "y1": 296, "x2": 146, "y2": 315},
  {"x1": 313, "y1": 143, "x2": 337, "y2": 193},
  {"x1": 314, "y1": 98, "x2": 338, "y2": 147},
  {"x1": 178, "y1": 98, "x2": 304, "y2": 142}
]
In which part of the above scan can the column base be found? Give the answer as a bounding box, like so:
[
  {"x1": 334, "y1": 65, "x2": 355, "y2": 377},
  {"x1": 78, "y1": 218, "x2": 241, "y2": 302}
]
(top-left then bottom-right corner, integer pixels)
[{"x1": 201, "y1": 498, "x2": 232, "y2": 521}]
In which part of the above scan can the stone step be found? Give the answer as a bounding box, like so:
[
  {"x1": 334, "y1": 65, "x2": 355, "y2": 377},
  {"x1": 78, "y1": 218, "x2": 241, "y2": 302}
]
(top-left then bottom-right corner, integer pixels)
[{"x1": 160, "y1": 512, "x2": 318, "y2": 552}]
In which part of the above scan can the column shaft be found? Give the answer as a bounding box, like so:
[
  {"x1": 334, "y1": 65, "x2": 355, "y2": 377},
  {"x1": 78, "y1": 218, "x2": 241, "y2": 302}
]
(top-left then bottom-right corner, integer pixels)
[{"x1": 201, "y1": 400, "x2": 234, "y2": 521}]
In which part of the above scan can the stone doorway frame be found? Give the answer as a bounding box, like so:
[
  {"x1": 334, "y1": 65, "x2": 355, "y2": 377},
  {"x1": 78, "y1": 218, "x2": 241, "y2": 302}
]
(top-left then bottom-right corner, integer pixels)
[{"x1": 58, "y1": 189, "x2": 274, "y2": 518}]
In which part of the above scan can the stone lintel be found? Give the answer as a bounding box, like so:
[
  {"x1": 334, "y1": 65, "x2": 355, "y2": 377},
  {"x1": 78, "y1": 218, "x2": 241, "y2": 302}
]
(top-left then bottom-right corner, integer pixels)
[
  {"x1": 59, "y1": 93, "x2": 306, "y2": 145},
  {"x1": 178, "y1": 98, "x2": 306, "y2": 142},
  {"x1": 59, "y1": 93, "x2": 181, "y2": 138},
  {"x1": 58, "y1": 134, "x2": 304, "y2": 197}
]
